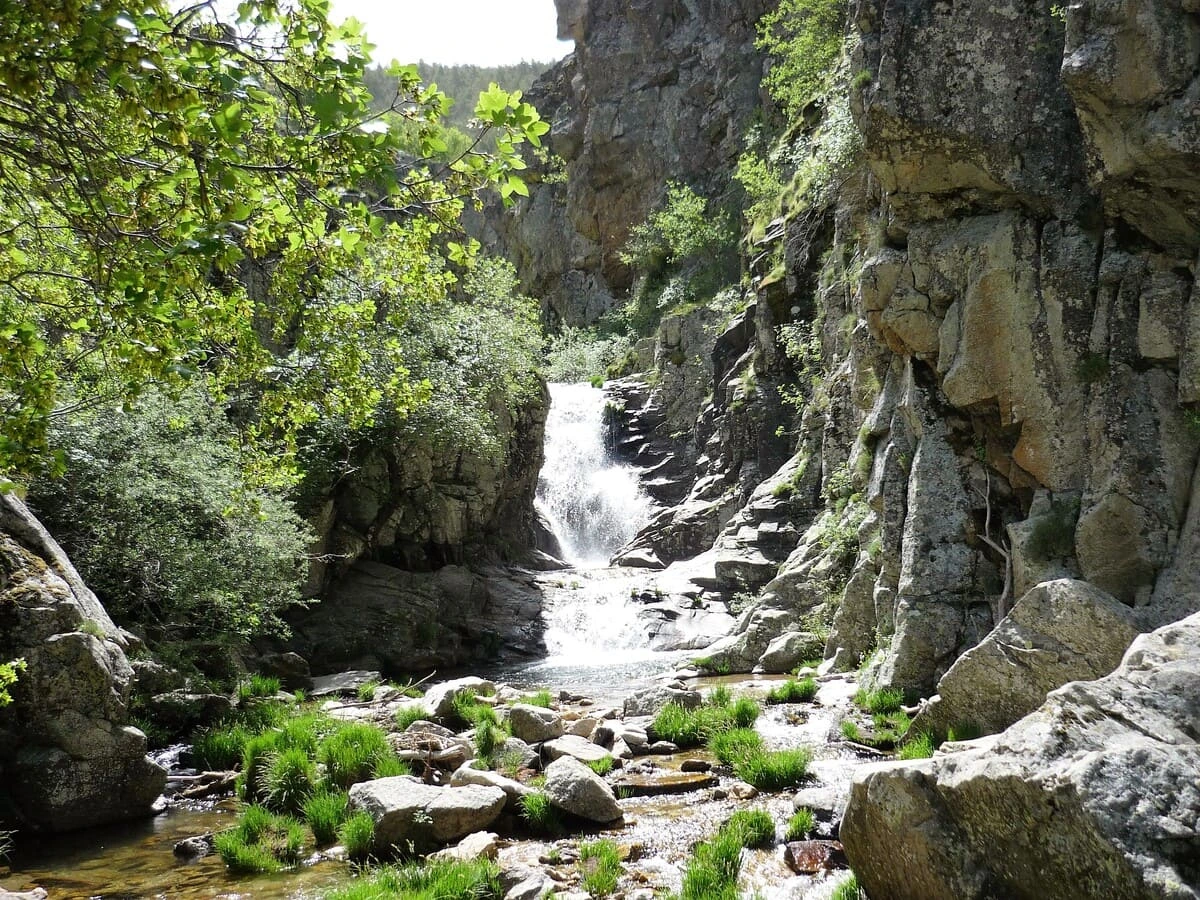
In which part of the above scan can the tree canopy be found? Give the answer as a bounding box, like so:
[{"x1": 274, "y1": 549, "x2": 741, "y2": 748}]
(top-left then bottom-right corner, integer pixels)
[{"x1": 0, "y1": 0, "x2": 548, "y2": 486}]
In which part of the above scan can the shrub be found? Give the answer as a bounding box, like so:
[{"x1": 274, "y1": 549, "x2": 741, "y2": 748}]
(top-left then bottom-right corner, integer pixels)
[
  {"x1": 724, "y1": 809, "x2": 775, "y2": 848},
  {"x1": 339, "y1": 811, "x2": 376, "y2": 861},
  {"x1": 709, "y1": 728, "x2": 764, "y2": 766},
  {"x1": 303, "y1": 790, "x2": 349, "y2": 846},
  {"x1": 27, "y1": 388, "x2": 313, "y2": 649},
  {"x1": 519, "y1": 791, "x2": 561, "y2": 835},
  {"x1": 786, "y1": 808, "x2": 816, "y2": 841},
  {"x1": 766, "y1": 677, "x2": 818, "y2": 704},
  {"x1": 757, "y1": 0, "x2": 849, "y2": 117},
  {"x1": 318, "y1": 722, "x2": 397, "y2": 790},
  {"x1": 578, "y1": 839, "x2": 622, "y2": 897},
  {"x1": 679, "y1": 828, "x2": 743, "y2": 900},
  {"x1": 543, "y1": 328, "x2": 634, "y2": 385},
  {"x1": 897, "y1": 732, "x2": 936, "y2": 760},
  {"x1": 734, "y1": 748, "x2": 812, "y2": 791},
  {"x1": 265, "y1": 747, "x2": 318, "y2": 814}
]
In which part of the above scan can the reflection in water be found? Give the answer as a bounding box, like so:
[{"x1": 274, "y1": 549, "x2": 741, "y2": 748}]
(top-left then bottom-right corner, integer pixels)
[{"x1": 537, "y1": 382, "x2": 653, "y2": 567}]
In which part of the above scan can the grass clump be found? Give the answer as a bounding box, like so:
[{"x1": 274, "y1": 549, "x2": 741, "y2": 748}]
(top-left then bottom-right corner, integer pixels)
[
  {"x1": 730, "y1": 697, "x2": 761, "y2": 728},
  {"x1": 947, "y1": 722, "x2": 982, "y2": 743},
  {"x1": 724, "y1": 808, "x2": 775, "y2": 848},
  {"x1": 214, "y1": 804, "x2": 304, "y2": 873},
  {"x1": 832, "y1": 872, "x2": 864, "y2": 900},
  {"x1": 519, "y1": 791, "x2": 561, "y2": 835},
  {"x1": 395, "y1": 704, "x2": 429, "y2": 731},
  {"x1": 709, "y1": 728, "x2": 764, "y2": 766},
  {"x1": 355, "y1": 679, "x2": 380, "y2": 702},
  {"x1": 586, "y1": 756, "x2": 615, "y2": 777},
  {"x1": 855, "y1": 687, "x2": 903, "y2": 715},
  {"x1": 678, "y1": 827, "x2": 743, "y2": 900},
  {"x1": 578, "y1": 839, "x2": 622, "y2": 897},
  {"x1": 839, "y1": 720, "x2": 860, "y2": 742},
  {"x1": 264, "y1": 746, "x2": 318, "y2": 814},
  {"x1": 707, "y1": 685, "x2": 732, "y2": 707},
  {"x1": 237, "y1": 674, "x2": 281, "y2": 702},
  {"x1": 474, "y1": 721, "x2": 508, "y2": 763},
  {"x1": 897, "y1": 731, "x2": 935, "y2": 760},
  {"x1": 327, "y1": 858, "x2": 503, "y2": 900},
  {"x1": 192, "y1": 723, "x2": 252, "y2": 771},
  {"x1": 734, "y1": 748, "x2": 811, "y2": 792},
  {"x1": 303, "y1": 790, "x2": 349, "y2": 846},
  {"x1": 451, "y1": 690, "x2": 499, "y2": 730},
  {"x1": 766, "y1": 677, "x2": 818, "y2": 704},
  {"x1": 338, "y1": 810, "x2": 375, "y2": 861},
  {"x1": 318, "y1": 722, "x2": 406, "y2": 790},
  {"x1": 520, "y1": 689, "x2": 554, "y2": 708},
  {"x1": 653, "y1": 698, "x2": 761, "y2": 748},
  {"x1": 786, "y1": 808, "x2": 816, "y2": 840}
]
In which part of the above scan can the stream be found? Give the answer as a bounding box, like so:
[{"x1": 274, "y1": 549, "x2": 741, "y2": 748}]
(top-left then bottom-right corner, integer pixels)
[{"x1": 1, "y1": 383, "x2": 865, "y2": 899}]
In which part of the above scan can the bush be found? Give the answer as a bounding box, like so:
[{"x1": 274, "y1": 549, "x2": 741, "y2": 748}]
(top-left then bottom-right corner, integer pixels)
[
  {"x1": 724, "y1": 808, "x2": 775, "y2": 848},
  {"x1": 709, "y1": 728, "x2": 764, "y2": 766},
  {"x1": 27, "y1": 388, "x2": 313, "y2": 649},
  {"x1": 679, "y1": 828, "x2": 743, "y2": 900},
  {"x1": 757, "y1": 0, "x2": 849, "y2": 116},
  {"x1": 339, "y1": 811, "x2": 376, "y2": 861},
  {"x1": 766, "y1": 677, "x2": 818, "y2": 704},
  {"x1": 543, "y1": 328, "x2": 634, "y2": 385},
  {"x1": 734, "y1": 748, "x2": 811, "y2": 791},
  {"x1": 578, "y1": 839, "x2": 622, "y2": 897},
  {"x1": 303, "y1": 790, "x2": 349, "y2": 846},
  {"x1": 786, "y1": 808, "x2": 816, "y2": 841}
]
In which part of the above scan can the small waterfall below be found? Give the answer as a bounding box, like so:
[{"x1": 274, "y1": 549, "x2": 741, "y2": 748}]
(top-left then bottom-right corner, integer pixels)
[{"x1": 537, "y1": 382, "x2": 653, "y2": 567}]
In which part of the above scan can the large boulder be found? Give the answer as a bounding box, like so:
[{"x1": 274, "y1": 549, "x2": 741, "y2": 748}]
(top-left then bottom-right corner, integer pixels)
[
  {"x1": 622, "y1": 684, "x2": 702, "y2": 718},
  {"x1": 543, "y1": 756, "x2": 623, "y2": 823},
  {"x1": 507, "y1": 703, "x2": 564, "y2": 743},
  {"x1": 348, "y1": 777, "x2": 506, "y2": 851},
  {"x1": 421, "y1": 677, "x2": 495, "y2": 722},
  {"x1": 0, "y1": 493, "x2": 166, "y2": 832},
  {"x1": 841, "y1": 612, "x2": 1200, "y2": 900},
  {"x1": 913, "y1": 578, "x2": 1141, "y2": 737}
]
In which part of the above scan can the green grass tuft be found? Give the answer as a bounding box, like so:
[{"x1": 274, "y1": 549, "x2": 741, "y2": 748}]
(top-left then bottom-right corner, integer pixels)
[
  {"x1": 214, "y1": 804, "x2": 304, "y2": 873},
  {"x1": 831, "y1": 872, "x2": 863, "y2": 900},
  {"x1": 318, "y1": 722, "x2": 400, "y2": 790},
  {"x1": 520, "y1": 689, "x2": 554, "y2": 708},
  {"x1": 897, "y1": 731, "x2": 935, "y2": 760},
  {"x1": 237, "y1": 674, "x2": 281, "y2": 702},
  {"x1": 303, "y1": 789, "x2": 349, "y2": 846},
  {"x1": 264, "y1": 746, "x2": 317, "y2": 814},
  {"x1": 586, "y1": 756, "x2": 615, "y2": 777},
  {"x1": 839, "y1": 719, "x2": 861, "y2": 742},
  {"x1": 709, "y1": 728, "x2": 764, "y2": 766},
  {"x1": 947, "y1": 722, "x2": 982, "y2": 743},
  {"x1": 578, "y1": 839, "x2": 622, "y2": 897},
  {"x1": 733, "y1": 748, "x2": 811, "y2": 791},
  {"x1": 395, "y1": 704, "x2": 429, "y2": 731},
  {"x1": 338, "y1": 810, "x2": 375, "y2": 861},
  {"x1": 679, "y1": 827, "x2": 743, "y2": 900},
  {"x1": 707, "y1": 685, "x2": 732, "y2": 707},
  {"x1": 191, "y1": 723, "x2": 251, "y2": 771},
  {"x1": 519, "y1": 791, "x2": 561, "y2": 835},
  {"x1": 766, "y1": 677, "x2": 818, "y2": 704},
  {"x1": 355, "y1": 679, "x2": 380, "y2": 702},
  {"x1": 855, "y1": 687, "x2": 904, "y2": 715},
  {"x1": 730, "y1": 697, "x2": 761, "y2": 728},
  {"x1": 724, "y1": 808, "x2": 775, "y2": 848},
  {"x1": 786, "y1": 808, "x2": 816, "y2": 841}
]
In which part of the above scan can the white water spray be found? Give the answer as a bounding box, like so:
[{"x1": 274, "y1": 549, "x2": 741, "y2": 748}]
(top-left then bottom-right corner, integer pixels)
[{"x1": 536, "y1": 382, "x2": 653, "y2": 567}]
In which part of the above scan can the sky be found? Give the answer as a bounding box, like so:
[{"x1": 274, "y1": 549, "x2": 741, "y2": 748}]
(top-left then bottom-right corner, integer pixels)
[{"x1": 329, "y1": 0, "x2": 575, "y2": 67}]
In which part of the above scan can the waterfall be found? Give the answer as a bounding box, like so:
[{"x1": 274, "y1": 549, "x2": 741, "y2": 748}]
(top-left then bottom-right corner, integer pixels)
[{"x1": 536, "y1": 382, "x2": 653, "y2": 567}]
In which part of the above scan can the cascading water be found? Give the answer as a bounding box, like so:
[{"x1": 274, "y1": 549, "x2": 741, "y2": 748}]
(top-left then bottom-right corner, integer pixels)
[{"x1": 536, "y1": 382, "x2": 653, "y2": 567}]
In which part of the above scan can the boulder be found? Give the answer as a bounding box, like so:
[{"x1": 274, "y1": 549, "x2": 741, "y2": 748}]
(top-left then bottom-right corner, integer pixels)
[
  {"x1": 422, "y1": 677, "x2": 496, "y2": 722},
  {"x1": 914, "y1": 579, "x2": 1141, "y2": 737},
  {"x1": 144, "y1": 691, "x2": 234, "y2": 735},
  {"x1": 507, "y1": 703, "x2": 564, "y2": 743},
  {"x1": 543, "y1": 735, "x2": 613, "y2": 765},
  {"x1": 543, "y1": 756, "x2": 623, "y2": 823},
  {"x1": 348, "y1": 777, "x2": 506, "y2": 851},
  {"x1": 757, "y1": 631, "x2": 826, "y2": 674},
  {"x1": 450, "y1": 762, "x2": 533, "y2": 811},
  {"x1": 841, "y1": 612, "x2": 1200, "y2": 900},
  {"x1": 431, "y1": 830, "x2": 500, "y2": 862},
  {"x1": 310, "y1": 670, "x2": 382, "y2": 697},
  {"x1": 0, "y1": 493, "x2": 166, "y2": 832},
  {"x1": 622, "y1": 685, "x2": 702, "y2": 718},
  {"x1": 255, "y1": 652, "x2": 312, "y2": 691}
]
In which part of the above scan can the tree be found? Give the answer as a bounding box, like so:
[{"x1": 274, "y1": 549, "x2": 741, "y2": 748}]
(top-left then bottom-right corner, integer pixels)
[
  {"x1": 757, "y1": 0, "x2": 848, "y2": 117},
  {"x1": 0, "y1": 0, "x2": 548, "y2": 485}
]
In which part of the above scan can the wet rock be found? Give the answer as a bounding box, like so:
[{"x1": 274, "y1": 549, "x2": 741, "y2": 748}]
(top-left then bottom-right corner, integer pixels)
[
  {"x1": 543, "y1": 735, "x2": 613, "y2": 766},
  {"x1": 310, "y1": 670, "x2": 382, "y2": 697},
  {"x1": 727, "y1": 781, "x2": 759, "y2": 801},
  {"x1": 680, "y1": 759, "x2": 711, "y2": 773},
  {"x1": 914, "y1": 578, "x2": 1141, "y2": 738},
  {"x1": 623, "y1": 685, "x2": 702, "y2": 718},
  {"x1": 612, "y1": 772, "x2": 718, "y2": 797},
  {"x1": 841, "y1": 612, "x2": 1200, "y2": 900},
  {"x1": 646, "y1": 741, "x2": 679, "y2": 755},
  {"x1": 172, "y1": 834, "x2": 214, "y2": 861},
  {"x1": 508, "y1": 704, "x2": 564, "y2": 744},
  {"x1": 785, "y1": 840, "x2": 848, "y2": 875},
  {"x1": 348, "y1": 777, "x2": 506, "y2": 850},
  {"x1": 431, "y1": 830, "x2": 500, "y2": 862},
  {"x1": 543, "y1": 756, "x2": 623, "y2": 823}
]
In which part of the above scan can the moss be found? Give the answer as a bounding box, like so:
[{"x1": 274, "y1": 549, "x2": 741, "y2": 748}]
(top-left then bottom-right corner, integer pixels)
[{"x1": 1077, "y1": 352, "x2": 1109, "y2": 384}]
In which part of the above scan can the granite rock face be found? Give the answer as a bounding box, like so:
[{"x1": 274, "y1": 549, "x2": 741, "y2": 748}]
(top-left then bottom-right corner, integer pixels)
[
  {"x1": 841, "y1": 612, "x2": 1200, "y2": 900},
  {"x1": 0, "y1": 493, "x2": 166, "y2": 832}
]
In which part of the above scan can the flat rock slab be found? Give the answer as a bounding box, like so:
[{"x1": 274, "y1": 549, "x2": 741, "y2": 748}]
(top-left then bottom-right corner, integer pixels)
[
  {"x1": 544, "y1": 734, "x2": 612, "y2": 765},
  {"x1": 310, "y1": 671, "x2": 382, "y2": 697},
  {"x1": 612, "y1": 772, "x2": 718, "y2": 797},
  {"x1": 785, "y1": 840, "x2": 848, "y2": 874},
  {"x1": 348, "y1": 776, "x2": 505, "y2": 850}
]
